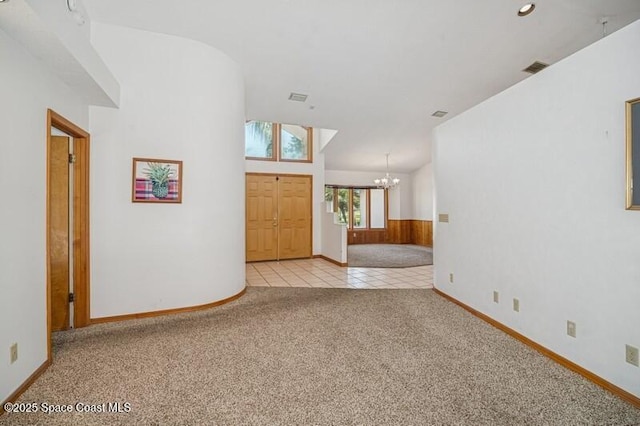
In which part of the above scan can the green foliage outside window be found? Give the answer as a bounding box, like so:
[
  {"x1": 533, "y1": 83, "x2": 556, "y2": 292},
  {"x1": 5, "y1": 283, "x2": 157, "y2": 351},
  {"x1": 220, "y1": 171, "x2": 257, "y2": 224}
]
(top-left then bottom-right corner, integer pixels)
[{"x1": 245, "y1": 121, "x2": 273, "y2": 158}]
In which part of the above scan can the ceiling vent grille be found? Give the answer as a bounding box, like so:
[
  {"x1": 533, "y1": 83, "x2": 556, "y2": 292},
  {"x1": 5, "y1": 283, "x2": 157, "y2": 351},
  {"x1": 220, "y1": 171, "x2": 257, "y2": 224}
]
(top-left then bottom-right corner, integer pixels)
[
  {"x1": 288, "y1": 92, "x2": 308, "y2": 102},
  {"x1": 431, "y1": 110, "x2": 448, "y2": 118},
  {"x1": 523, "y1": 61, "x2": 549, "y2": 74}
]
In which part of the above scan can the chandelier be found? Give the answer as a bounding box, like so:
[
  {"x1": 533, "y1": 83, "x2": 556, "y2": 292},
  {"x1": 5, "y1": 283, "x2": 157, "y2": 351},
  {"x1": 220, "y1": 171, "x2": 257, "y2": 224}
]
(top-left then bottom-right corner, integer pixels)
[{"x1": 374, "y1": 153, "x2": 400, "y2": 189}]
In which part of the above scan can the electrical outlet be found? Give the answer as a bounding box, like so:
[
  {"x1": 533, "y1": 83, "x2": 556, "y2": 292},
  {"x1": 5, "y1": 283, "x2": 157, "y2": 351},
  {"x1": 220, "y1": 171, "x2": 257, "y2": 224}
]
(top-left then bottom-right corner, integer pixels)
[
  {"x1": 493, "y1": 291, "x2": 499, "y2": 303},
  {"x1": 626, "y1": 345, "x2": 639, "y2": 367},
  {"x1": 513, "y1": 298, "x2": 520, "y2": 312},
  {"x1": 567, "y1": 321, "x2": 576, "y2": 338},
  {"x1": 449, "y1": 273, "x2": 454, "y2": 283},
  {"x1": 10, "y1": 343, "x2": 17, "y2": 364}
]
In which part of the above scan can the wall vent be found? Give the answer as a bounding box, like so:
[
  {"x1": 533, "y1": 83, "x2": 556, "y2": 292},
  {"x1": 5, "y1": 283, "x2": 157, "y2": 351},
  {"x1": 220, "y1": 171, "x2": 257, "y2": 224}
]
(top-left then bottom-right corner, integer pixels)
[{"x1": 523, "y1": 61, "x2": 549, "y2": 74}]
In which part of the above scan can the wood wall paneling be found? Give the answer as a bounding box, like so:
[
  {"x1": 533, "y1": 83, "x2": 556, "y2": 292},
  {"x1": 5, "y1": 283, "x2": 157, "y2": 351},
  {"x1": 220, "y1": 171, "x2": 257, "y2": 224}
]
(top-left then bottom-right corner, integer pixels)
[
  {"x1": 347, "y1": 229, "x2": 387, "y2": 245},
  {"x1": 386, "y1": 220, "x2": 412, "y2": 244},
  {"x1": 358, "y1": 219, "x2": 433, "y2": 247},
  {"x1": 349, "y1": 220, "x2": 433, "y2": 246},
  {"x1": 410, "y1": 220, "x2": 433, "y2": 247}
]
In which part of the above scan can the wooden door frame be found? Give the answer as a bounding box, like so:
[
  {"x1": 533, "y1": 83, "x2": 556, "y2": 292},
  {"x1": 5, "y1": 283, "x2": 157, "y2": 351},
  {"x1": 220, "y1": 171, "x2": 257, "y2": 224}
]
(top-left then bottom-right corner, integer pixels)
[
  {"x1": 245, "y1": 172, "x2": 313, "y2": 260},
  {"x1": 46, "y1": 109, "x2": 90, "y2": 361}
]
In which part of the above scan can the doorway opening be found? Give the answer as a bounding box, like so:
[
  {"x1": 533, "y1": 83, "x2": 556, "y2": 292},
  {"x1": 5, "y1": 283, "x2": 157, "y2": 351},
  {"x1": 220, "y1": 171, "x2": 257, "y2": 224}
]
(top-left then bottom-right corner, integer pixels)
[{"x1": 46, "y1": 109, "x2": 90, "y2": 361}]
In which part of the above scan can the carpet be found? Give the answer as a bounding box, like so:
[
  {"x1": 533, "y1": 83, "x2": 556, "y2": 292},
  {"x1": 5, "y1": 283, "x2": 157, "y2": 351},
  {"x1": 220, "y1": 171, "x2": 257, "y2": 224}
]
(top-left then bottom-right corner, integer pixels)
[
  {"x1": 348, "y1": 243, "x2": 433, "y2": 267},
  {"x1": 2, "y1": 287, "x2": 638, "y2": 425}
]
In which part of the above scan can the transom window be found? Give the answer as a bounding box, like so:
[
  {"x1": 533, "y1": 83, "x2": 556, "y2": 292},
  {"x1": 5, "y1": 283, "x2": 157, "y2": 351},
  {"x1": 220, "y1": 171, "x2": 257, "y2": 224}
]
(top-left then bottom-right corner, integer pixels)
[
  {"x1": 245, "y1": 121, "x2": 274, "y2": 159},
  {"x1": 245, "y1": 121, "x2": 312, "y2": 162},
  {"x1": 325, "y1": 186, "x2": 387, "y2": 229}
]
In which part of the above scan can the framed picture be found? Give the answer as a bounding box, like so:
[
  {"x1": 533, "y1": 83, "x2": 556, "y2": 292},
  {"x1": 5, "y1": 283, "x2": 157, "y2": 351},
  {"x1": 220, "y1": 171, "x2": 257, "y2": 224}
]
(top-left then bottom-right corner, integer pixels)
[{"x1": 132, "y1": 158, "x2": 183, "y2": 203}]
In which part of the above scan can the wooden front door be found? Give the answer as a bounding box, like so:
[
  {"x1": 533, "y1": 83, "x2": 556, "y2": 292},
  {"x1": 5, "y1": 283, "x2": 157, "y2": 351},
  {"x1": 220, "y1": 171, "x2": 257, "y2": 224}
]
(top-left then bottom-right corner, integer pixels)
[
  {"x1": 278, "y1": 175, "x2": 312, "y2": 259},
  {"x1": 50, "y1": 135, "x2": 71, "y2": 331},
  {"x1": 245, "y1": 174, "x2": 312, "y2": 261},
  {"x1": 246, "y1": 174, "x2": 279, "y2": 261}
]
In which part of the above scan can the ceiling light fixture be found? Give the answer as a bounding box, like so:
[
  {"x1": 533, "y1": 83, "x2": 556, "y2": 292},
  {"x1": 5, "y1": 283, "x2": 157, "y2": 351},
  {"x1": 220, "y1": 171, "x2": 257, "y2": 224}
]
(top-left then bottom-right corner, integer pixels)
[
  {"x1": 288, "y1": 92, "x2": 308, "y2": 102},
  {"x1": 518, "y1": 3, "x2": 535, "y2": 17},
  {"x1": 432, "y1": 110, "x2": 448, "y2": 118},
  {"x1": 374, "y1": 153, "x2": 400, "y2": 189}
]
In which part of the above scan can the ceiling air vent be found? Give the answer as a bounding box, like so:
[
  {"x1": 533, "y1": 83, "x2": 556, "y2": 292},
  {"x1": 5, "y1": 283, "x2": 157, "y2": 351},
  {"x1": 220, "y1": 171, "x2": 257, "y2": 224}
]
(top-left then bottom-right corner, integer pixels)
[
  {"x1": 288, "y1": 92, "x2": 308, "y2": 102},
  {"x1": 523, "y1": 61, "x2": 549, "y2": 74},
  {"x1": 431, "y1": 110, "x2": 448, "y2": 118}
]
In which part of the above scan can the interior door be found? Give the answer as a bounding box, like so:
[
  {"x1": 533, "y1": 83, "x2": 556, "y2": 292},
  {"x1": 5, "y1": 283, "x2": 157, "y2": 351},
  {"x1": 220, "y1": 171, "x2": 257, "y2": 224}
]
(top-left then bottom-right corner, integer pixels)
[
  {"x1": 50, "y1": 135, "x2": 70, "y2": 331},
  {"x1": 246, "y1": 174, "x2": 278, "y2": 261},
  {"x1": 278, "y1": 175, "x2": 312, "y2": 260}
]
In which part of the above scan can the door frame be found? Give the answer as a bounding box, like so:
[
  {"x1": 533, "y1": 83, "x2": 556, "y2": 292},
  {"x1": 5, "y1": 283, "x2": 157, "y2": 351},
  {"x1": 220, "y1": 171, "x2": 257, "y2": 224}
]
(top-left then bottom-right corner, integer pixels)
[
  {"x1": 245, "y1": 172, "x2": 313, "y2": 261},
  {"x1": 46, "y1": 109, "x2": 91, "y2": 361}
]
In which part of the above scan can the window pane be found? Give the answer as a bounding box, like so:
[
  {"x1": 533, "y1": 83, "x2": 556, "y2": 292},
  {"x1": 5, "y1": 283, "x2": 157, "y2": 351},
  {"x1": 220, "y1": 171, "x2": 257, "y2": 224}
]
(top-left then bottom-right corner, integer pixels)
[
  {"x1": 353, "y1": 189, "x2": 367, "y2": 228},
  {"x1": 370, "y1": 189, "x2": 385, "y2": 228},
  {"x1": 245, "y1": 121, "x2": 273, "y2": 158},
  {"x1": 280, "y1": 124, "x2": 309, "y2": 160},
  {"x1": 336, "y1": 188, "x2": 350, "y2": 227},
  {"x1": 325, "y1": 187, "x2": 335, "y2": 213}
]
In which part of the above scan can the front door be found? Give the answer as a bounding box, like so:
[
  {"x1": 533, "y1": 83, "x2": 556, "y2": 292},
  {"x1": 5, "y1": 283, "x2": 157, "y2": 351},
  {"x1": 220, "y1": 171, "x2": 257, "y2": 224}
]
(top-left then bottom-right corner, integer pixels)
[
  {"x1": 245, "y1": 173, "x2": 312, "y2": 261},
  {"x1": 246, "y1": 174, "x2": 279, "y2": 262},
  {"x1": 278, "y1": 175, "x2": 312, "y2": 260}
]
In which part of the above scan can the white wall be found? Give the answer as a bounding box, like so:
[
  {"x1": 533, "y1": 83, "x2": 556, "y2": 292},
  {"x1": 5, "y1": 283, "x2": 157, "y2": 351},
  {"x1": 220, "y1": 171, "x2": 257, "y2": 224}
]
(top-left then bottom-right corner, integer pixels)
[
  {"x1": 321, "y1": 207, "x2": 347, "y2": 264},
  {"x1": 245, "y1": 130, "x2": 325, "y2": 255},
  {"x1": 411, "y1": 162, "x2": 434, "y2": 220},
  {"x1": 0, "y1": 28, "x2": 89, "y2": 403},
  {"x1": 433, "y1": 20, "x2": 640, "y2": 397},
  {"x1": 89, "y1": 23, "x2": 246, "y2": 318},
  {"x1": 21, "y1": 0, "x2": 120, "y2": 106},
  {"x1": 324, "y1": 170, "x2": 412, "y2": 219}
]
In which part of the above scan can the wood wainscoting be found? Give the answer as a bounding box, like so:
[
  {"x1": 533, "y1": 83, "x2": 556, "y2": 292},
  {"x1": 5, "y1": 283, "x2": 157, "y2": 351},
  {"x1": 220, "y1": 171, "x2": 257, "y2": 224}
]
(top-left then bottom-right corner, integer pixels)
[
  {"x1": 347, "y1": 220, "x2": 433, "y2": 246},
  {"x1": 388, "y1": 220, "x2": 433, "y2": 246},
  {"x1": 347, "y1": 229, "x2": 387, "y2": 245},
  {"x1": 408, "y1": 220, "x2": 433, "y2": 247}
]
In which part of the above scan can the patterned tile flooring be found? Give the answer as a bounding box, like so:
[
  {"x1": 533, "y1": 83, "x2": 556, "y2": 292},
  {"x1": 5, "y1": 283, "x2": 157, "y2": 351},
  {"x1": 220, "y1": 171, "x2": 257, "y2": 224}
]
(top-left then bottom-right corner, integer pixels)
[{"x1": 246, "y1": 258, "x2": 433, "y2": 290}]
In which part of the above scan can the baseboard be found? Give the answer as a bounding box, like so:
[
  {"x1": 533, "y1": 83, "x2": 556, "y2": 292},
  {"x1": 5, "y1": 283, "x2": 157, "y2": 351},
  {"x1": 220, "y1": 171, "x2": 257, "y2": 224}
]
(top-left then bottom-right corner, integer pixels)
[
  {"x1": 313, "y1": 254, "x2": 347, "y2": 267},
  {"x1": 1, "y1": 359, "x2": 50, "y2": 417},
  {"x1": 433, "y1": 288, "x2": 640, "y2": 408},
  {"x1": 90, "y1": 287, "x2": 247, "y2": 324}
]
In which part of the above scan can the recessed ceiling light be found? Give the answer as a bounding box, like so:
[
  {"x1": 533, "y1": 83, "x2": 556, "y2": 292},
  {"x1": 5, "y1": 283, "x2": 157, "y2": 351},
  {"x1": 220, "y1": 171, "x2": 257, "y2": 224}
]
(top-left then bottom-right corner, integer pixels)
[
  {"x1": 518, "y1": 3, "x2": 535, "y2": 17},
  {"x1": 0, "y1": 0, "x2": 9, "y2": 3},
  {"x1": 432, "y1": 110, "x2": 448, "y2": 118},
  {"x1": 288, "y1": 92, "x2": 308, "y2": 102}
]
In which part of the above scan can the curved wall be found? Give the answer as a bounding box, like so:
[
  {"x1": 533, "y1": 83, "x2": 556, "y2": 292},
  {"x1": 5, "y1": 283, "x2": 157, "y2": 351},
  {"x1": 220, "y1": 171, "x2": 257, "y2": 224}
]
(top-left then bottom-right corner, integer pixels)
[{"x1": 90, "y1": 23, "x2": 245, "y2": 318}]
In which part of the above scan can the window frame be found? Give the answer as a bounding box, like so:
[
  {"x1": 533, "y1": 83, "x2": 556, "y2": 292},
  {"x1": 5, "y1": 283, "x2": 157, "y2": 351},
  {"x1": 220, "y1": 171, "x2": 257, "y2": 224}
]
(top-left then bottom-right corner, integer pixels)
[
  {"x1": 279, "y1": 124, "x2": 313, "y2": 163},
  {"x1": 245, "y1": 121, "x2": 313, "y2": 163},
  {"x1": 325, "y1": 186, "x2": 388, "y2": 230},
  {"x1": 244, "y1": 120, "x2": 277, "y2": 161}
]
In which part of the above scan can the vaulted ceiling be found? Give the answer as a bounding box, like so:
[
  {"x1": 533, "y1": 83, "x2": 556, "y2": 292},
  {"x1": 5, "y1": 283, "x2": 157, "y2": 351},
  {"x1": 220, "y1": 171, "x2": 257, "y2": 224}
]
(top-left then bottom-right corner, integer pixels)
[{"x1": 83, "y1": 0, "x2": 640, "y2": 173}]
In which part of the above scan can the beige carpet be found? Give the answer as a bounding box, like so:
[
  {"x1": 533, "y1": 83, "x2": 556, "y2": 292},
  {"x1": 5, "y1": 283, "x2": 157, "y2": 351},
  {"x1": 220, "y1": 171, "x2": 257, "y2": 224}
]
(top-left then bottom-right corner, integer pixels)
[{"x1": 2, "y1": 288, "x2": 639, "y2": 425}]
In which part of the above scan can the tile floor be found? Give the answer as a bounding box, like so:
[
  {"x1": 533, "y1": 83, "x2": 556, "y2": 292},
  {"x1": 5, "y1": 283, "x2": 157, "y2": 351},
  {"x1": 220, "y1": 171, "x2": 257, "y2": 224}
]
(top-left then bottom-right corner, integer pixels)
[{"x1": 246, "y1": 258, "x2": 433, "y2": 290}]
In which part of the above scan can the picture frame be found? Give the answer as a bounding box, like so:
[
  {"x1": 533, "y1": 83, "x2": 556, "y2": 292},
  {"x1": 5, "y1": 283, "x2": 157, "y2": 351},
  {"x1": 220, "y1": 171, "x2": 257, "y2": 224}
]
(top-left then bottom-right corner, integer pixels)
[
  {"x1": 625, "y1": 98, "x2": 640, "y2": 209},
  {"x1": 132, "y1": 157, "x2": 183, "y2": 203}
]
